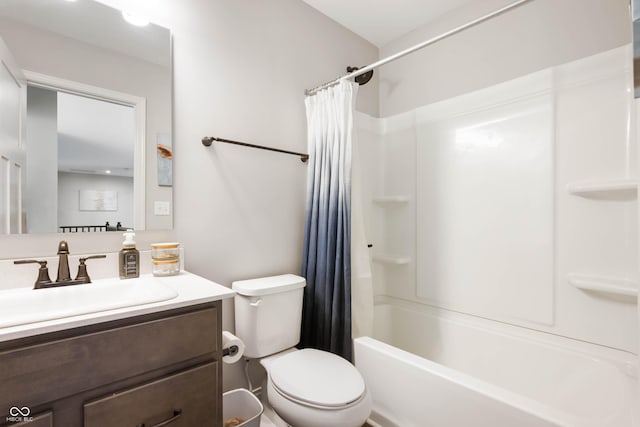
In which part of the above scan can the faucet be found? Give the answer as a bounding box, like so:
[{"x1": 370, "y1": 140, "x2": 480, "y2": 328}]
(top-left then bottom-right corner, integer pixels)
[
  {"x1": 56, "y1": 240, "x2": 71, "y2": 282},
  {"x1": 14, "y1": 241, "x2": 106, "y2": 289}
]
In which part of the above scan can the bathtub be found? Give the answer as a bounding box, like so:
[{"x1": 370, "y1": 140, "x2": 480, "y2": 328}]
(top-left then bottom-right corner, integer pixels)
[{"x1": 354, "y1": 298, "x2": 639, "y2": 427}]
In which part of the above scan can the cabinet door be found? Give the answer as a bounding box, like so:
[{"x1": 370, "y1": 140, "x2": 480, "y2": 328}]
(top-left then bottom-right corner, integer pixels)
[{"x1": 84, "y1": 362, "x2": 218, "y2": 427}]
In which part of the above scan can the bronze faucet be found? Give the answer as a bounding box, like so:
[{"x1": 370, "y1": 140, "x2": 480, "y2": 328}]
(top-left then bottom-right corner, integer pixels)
[
  {"x1": 56, "y1": 241, "x2": 71, "y2": 282},
  {"x1": 14, "y1": 241, "x2": 106, "y2": 289}
]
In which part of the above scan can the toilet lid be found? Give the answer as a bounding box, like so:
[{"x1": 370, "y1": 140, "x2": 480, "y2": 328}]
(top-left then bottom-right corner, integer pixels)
[{"x1": 269, "y1": 348, "x2": 366, "y2": 408}]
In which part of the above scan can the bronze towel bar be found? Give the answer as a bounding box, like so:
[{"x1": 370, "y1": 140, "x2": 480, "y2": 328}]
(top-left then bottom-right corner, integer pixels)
[{"x1": 202, "y1": 136, "x2": 309, "y2": 163}]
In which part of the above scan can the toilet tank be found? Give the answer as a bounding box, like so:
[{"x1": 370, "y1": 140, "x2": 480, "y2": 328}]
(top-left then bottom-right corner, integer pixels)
[{"x1": 232, "y1": 274, "x2": 306, "y2": 358}]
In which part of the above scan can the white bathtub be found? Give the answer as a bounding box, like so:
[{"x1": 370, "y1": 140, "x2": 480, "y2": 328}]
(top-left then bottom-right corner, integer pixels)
[{"x1": 354, "y1": 298, "x2": 639, "y2": 427}]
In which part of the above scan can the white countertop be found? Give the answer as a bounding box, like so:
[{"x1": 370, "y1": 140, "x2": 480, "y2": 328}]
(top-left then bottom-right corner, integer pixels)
[{"x1": 0, "y1": 271, "x2": 235, "y2": 343}]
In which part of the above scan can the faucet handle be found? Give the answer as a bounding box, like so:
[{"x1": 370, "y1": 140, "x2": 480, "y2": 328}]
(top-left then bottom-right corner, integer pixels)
[
  {"x1": 14, "y1": 259, "x2": 52, "y2": 289},
  {"x1": 75, "y1": 255, "x2": 107, "y2": 284}
]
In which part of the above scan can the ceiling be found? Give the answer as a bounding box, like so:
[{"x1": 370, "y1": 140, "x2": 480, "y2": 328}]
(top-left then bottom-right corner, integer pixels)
[
  {"x1": 57, "y1": 91, "x2": 135, "y2": 177},
  {"x1": 0, "y1": 0, "x2": 170, "y2": 66},
  {"x1": 301, "y1": 0, "x2": 475, "y2": 47}
]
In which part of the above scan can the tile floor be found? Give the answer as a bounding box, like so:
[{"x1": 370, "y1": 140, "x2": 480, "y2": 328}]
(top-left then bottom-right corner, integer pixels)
[
  {"x1": 259, "y1": 405, "x2": 280, "y2": 427},
  {"x1": 259, "y1": 414, "x2": 278, "y2": 427}
]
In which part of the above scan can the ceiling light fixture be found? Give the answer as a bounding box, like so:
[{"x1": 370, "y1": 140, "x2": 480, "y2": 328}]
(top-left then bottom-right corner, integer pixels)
[
  {"x1": 122, "y1": 11, "x2": 149, "y2": 27},
  {"x1": 105, "y1": 170, "x2": 112, "y2": 174}
]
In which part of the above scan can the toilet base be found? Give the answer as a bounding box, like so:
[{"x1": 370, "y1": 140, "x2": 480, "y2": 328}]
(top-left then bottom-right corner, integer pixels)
[{"x1": 259, "y1": 390, "x2": 289, "y2": 427}]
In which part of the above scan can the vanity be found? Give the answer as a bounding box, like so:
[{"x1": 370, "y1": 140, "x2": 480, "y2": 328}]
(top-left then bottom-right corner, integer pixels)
[{"x1": 0, "y1": 272, "x2": 235, "y2": 427}]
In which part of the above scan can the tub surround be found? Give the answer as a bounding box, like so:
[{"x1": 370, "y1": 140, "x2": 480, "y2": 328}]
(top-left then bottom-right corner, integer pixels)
[
  {"x1": 355, "y1": 40, "x2": 639, "y2": 427},
  {"x1": 358, "y1": 45, "x2": 638, "y2": 353}
]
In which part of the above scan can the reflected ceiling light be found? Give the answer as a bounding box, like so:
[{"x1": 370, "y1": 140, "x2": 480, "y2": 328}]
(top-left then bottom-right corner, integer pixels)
[
  {"x1": 105, "y1": 170, "x2": 112, "y2": 174},
  {"x1": 122, "y1": 11, "x2": 149, "y2": 27},
  {"x1": 64, "y1": 0, "x2": 78, "y2": 2}
]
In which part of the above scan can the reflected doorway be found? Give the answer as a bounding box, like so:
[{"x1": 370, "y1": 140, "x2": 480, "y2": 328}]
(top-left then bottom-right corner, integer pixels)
[{"x1": 25, "y1": 86, "x2": 135, "y2": 233}]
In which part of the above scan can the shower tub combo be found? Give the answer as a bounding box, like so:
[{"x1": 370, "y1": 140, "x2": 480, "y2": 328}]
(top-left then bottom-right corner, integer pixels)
[
  {"x1": 355, "y1": 299, "x2": 638, "y2": 427},
  {"x1": 350, "y1": 44, "x2": 639, "y2": 427}
]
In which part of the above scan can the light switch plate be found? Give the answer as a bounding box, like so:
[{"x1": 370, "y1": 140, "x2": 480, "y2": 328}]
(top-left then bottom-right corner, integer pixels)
[{"x1": 154, "y1": 201, "x2": 171, "y2": 216}]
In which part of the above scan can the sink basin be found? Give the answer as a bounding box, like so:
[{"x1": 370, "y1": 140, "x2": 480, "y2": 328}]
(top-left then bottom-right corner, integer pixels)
[{"x1": 0, "y1": 277, "x2": 179, "y2": 328}]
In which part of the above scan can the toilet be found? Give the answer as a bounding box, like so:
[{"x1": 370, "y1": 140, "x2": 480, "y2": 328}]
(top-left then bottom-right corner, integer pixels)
[{"x1": 232, "y1": 274, "x2": 372, "y2": 427}]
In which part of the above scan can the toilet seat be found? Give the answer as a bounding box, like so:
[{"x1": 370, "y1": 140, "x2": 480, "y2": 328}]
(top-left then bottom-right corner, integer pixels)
[{"x1": 269, "y1": 348, "x2": 366, "y2": 409}]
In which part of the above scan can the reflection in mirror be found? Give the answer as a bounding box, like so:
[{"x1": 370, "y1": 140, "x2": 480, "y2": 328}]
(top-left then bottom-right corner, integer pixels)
[
  {"x1": 26, "y1": 87, "x2": 135, "y2": 233},
  {"x1": 0, "y1": 0, "x2": 172, "y2": 234}
]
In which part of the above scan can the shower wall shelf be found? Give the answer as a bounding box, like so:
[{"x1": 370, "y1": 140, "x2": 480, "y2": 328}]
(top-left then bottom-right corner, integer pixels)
[
  {"x1": 372, "y1": 253, "x2": 412, "y2": 265},
  {"x1": 373, "y1": 195, "x2": 411, "y2": 205},
  {"x1": 567, "y1": 273, "x2": 638, "y2": 301},
  {"x1": 566, "y1": 180, "x2": 638, "y2": 198}
]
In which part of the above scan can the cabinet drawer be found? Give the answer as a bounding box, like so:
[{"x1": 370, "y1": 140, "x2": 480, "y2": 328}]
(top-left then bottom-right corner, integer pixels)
[
  {"x1": 0, "y1": 307, "x2": 218, "y2": 408},
  {"x1": 84, "y1": 362, "x2": 218, "y2": 427}
]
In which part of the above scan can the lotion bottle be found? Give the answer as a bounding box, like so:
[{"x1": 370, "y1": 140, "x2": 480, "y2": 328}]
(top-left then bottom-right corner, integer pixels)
[{"x1": 119, "y1": 231, "x2": 140, "y2": 279}]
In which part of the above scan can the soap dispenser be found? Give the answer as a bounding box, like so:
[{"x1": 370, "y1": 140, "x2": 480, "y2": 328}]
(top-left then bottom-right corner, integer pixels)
[{"x1": 119, "y1": 231, "x2": 140, "y2": 279}]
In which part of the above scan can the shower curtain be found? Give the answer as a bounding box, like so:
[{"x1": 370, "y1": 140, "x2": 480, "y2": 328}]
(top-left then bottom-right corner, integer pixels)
[{"x1": 301, "y1": 80, "x2": 359, "y2": 360}]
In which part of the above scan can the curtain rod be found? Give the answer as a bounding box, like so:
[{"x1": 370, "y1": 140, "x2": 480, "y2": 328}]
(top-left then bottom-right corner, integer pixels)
[
  {"x1": 305, "y1": 0, "x2": 535, "y2": 96},
  {"x1": 202, "y1": 136, "x2": 309, "y2": 162}
]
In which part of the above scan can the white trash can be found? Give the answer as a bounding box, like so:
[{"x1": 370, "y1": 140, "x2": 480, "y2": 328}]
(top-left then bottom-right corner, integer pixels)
[{"x1": 223, "y1": 388, "x2": 264, "y2": 427}]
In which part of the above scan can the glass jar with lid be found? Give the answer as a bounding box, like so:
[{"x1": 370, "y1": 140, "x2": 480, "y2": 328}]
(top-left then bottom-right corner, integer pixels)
[{"x1": 151, "y1": 242, "x2": 180, "y2": 276}]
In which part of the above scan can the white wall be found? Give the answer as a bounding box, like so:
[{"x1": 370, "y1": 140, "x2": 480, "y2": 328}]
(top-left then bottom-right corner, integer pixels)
[
  {"x1": 378, "y1": 0, "x2": 630, "y2": 117},
  {"x1": 25, "y1": 86, "x2": 58, "y2": 233},
  {"x1": 0, "y1": 7, "x2": 377, "y2": 267},
  {"x1": 0, "y1": 17, "x2": 172, "y2": 230},
  {"x1": 58, "y1": 172, "x2": 134, "y2": 230}
]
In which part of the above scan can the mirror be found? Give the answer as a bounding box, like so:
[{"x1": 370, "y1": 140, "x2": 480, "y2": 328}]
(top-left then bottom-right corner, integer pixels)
[{"x1": 0, "y1": 0, "x2": 172, "y2": 233}]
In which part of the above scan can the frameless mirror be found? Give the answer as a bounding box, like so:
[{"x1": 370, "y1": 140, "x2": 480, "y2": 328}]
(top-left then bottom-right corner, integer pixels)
[{"x1": 0, "y1": 0, "x2": 172, "y2": 234}]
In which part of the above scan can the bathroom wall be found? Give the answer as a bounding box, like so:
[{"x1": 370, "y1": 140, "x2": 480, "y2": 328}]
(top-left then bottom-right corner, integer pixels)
[
  {"x1": 92, "y1": 0, "x2": 379, "y2": 390},
  {"x1": 378, "y1": 0, "x2": 630, "y2": 117},
  {"x1": 0, "y1": 0, "x2": 378, "y2": 390}
]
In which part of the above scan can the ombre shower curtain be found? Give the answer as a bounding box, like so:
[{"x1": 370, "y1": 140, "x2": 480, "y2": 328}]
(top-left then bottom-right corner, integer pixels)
[{"x1": 301, "y1": 80, "x2": 361, "y2": 360}]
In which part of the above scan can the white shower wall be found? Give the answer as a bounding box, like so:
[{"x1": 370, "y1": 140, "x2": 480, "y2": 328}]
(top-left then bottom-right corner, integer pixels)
[
  {"x1": 357, "y1": 45, "x2": 638, "y2": 353},
  {"x1": 415, "y1": 70, "x2": 555, "y2": 327}
]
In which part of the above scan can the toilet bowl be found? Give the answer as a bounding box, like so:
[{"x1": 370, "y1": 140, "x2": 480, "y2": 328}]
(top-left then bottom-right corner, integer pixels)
[
  {"x1": 260, "y1": 348, "x2": 371, "y2": 427},
  {"x1": 232, "y1": 274, "x2": 372, "y2": 427}
]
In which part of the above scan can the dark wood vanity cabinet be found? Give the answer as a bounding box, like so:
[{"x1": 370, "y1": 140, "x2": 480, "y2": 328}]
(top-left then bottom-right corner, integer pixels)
[{"x1": 0, "y1": 302, "x2": 222, "y2": 427}]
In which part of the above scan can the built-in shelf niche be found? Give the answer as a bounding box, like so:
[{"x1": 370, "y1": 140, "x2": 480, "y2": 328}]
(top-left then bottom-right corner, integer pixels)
[
  {"x1": 566, "y1": 180, "x2": 638, "y2": 198},
  {"x1": 567, "y1": 273, "x2": 638, "y2": 301},
  {"x1": 372, "y1": 253, "x2": 411, "y2": 265}
]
